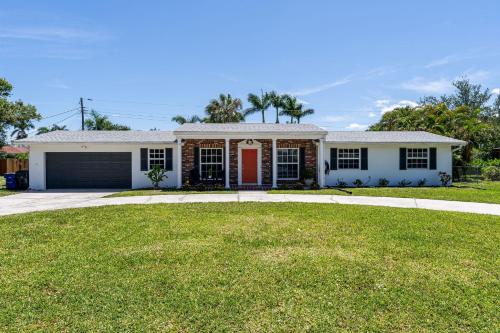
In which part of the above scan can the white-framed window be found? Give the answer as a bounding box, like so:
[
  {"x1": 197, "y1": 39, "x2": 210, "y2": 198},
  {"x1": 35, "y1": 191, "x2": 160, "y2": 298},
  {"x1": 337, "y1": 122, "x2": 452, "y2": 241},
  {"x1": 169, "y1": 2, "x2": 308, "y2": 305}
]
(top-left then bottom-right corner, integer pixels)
[
  {"x1": 200, "y1": 148, "x2": 223, "y2": 180},
  {"x1": 338, "y1": 148, "x2": 360, "y2": 169},
  {"x1": 277, "y1": 148, "x2": 299, "y2": 180},
  {"x1": 407, "y1": 148, "x2": 428, "y2": 169},
  {"x1": 149, "y1": 148, "x2": 164, "y2": 170}
]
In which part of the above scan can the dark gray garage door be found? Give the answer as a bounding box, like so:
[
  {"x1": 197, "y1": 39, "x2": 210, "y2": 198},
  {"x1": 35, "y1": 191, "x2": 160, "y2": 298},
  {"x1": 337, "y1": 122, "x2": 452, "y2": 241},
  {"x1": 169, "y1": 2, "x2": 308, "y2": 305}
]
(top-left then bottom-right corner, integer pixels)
[{"x1": 46, "y1": 152, "x2": 132, "y2": 189}]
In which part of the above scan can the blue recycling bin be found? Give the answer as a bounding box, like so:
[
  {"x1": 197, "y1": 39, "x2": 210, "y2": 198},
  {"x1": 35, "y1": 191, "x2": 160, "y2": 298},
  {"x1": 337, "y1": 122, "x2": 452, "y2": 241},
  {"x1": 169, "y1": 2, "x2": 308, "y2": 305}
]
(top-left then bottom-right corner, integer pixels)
[{"x1": 4, "y1": 173, "x2": 16, "y2": 190}]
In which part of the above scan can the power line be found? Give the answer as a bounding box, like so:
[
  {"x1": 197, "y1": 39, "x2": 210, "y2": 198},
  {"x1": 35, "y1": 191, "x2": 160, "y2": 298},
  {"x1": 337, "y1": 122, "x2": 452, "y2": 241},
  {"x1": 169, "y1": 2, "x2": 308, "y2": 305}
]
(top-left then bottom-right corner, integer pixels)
[
  {"x1": 53, "y1": 112, "x2": 80, "y2": 126},
  {"x1": 41, "y1": 107, "x2": 79, "y2": 120},
  {"x1": 91, "y1": 98, "x2": 204, "y2": 108}
]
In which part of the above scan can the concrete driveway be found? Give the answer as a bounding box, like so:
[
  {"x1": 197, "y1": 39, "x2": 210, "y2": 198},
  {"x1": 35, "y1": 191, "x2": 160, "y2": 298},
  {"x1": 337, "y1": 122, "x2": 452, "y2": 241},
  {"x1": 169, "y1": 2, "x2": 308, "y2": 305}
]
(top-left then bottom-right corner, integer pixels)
[
  {"x1": 0, "y1": 190, "x2": 499, "y2": 216},
  {"x1": 0, "y1": 190, "x2": 118, "y2": 216}
]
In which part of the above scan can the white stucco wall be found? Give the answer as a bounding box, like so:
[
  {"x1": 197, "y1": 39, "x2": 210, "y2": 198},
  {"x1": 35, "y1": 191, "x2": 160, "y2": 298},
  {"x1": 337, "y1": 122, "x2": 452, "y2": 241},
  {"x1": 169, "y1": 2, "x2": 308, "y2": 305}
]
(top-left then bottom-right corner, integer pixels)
[
  {"x1": 323, "y1": 143, "x2": 453, "y2": 187},
  {"x1": 28, "y1": 143, "x2": 179, "y2": 190}
]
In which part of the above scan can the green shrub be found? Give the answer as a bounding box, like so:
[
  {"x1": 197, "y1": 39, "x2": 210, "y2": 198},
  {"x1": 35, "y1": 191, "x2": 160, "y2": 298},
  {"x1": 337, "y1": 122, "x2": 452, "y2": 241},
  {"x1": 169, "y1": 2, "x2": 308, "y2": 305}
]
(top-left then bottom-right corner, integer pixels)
[
  {"x1": 438, "y1": 172, "x2": 451, "y2": 186},
  {"x1": 336, "y1": 179, "x2": 347, "y2": 188},
  {"x1": 417, "y1": 178, "x2": 427, "y2": 187},
  {"x1": 378, "y1": 178, "x2": 389, "y2": 187},
  {"x1": 145, "y1": 165, "x2": 167, "y2": 189},
  {"x1": 352, "y1": 179, "x2": 363, "y2": 187},
  {"x1": 310, "y1": 181, "x2": 320, "y2": 190},
  {"x1": 482, "y1": 166, "x2": 500, "y2": 180},
  {"x1": 398, "y1": 179, "x2": 412, "y2": 187},
  {"x1": 292, "y1": 182, "x2": 304, "y2": 190}
]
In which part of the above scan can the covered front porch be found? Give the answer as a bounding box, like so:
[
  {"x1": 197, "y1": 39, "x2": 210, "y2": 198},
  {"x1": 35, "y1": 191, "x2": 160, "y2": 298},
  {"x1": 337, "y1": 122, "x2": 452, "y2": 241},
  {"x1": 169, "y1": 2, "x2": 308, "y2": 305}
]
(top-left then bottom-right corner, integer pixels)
[{"x1": 173, "y1": 123, "x2": 328, "y2": 189}]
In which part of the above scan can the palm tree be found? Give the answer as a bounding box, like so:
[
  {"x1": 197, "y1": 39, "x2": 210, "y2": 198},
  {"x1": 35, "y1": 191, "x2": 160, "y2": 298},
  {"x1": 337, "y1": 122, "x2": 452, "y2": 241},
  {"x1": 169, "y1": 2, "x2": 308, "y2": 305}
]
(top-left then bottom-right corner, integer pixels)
[
  {"x1": 280, "y1": 95, "x2": 301, "y2": 123},
  {"x1": 205, "y1": 94, "x2": 244, "y2": 123},
  {"x1": 268, "y1": 91, "x2": 284, "y2": 124},
  {"x1": 294, "y1": 107, "x2": 315, "y2": 124},
  {"x1": 36, "y1": 124, "x2": 67, "y2": 135},
  {"x1": 280, "y1": 95, "x2": 314, "y2": 123},
  {"x1": 84, "y1": 110, "x2": 130, "y2": 130},
  {"x1": 245, "y1": 90, "x2": 271, "y2": 123},
  {"x1": 171, "y1": 115, "x2": 202, "y2": 125}
]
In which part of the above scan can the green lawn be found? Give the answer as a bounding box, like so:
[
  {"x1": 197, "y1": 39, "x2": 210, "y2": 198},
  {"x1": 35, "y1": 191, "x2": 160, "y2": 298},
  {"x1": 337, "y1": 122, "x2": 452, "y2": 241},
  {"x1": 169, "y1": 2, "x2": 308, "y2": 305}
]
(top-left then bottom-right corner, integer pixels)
[
  {"x1": 0, "y1": 203, "x2": 498, "y2": 332},
  {"x1": 106, "y1": 188, "x2": 235, "y2": 198},
  {"x1": 270, "y1": 181, "x2": 500, "y2": 204}
]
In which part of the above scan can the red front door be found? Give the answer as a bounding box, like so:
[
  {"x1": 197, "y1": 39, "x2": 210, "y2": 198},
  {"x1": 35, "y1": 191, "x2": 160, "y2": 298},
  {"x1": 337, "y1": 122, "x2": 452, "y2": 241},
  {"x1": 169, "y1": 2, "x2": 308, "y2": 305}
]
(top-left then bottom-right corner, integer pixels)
[{"x1": 242, "y1": 149, "x2": 258, "y2": 184}]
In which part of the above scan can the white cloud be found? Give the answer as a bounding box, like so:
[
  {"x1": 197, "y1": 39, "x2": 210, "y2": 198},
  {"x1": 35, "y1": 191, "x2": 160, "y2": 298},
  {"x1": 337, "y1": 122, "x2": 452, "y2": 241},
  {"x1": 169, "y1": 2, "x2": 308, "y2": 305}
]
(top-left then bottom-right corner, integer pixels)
[
  {"x1": 47, "y1": 79, "x2": 70, "y2": 89},
  {"x1": 375, "y1": 99, "x2": 390, "y2": 108},
  {"x1": 368, "y1": 111, "x2": 377, "y2": 118},
  {"x1": 401, "y1": 77, "x2": 453, "y2": 93},
  {"x1": 322, "y1": 115, "x2": 346, "y2": 122},
  {"x1": 0, "y1": 27, "x2": 109, "y2": 42},
  {"x1": 375, "y1": 99, "x2": 418, "y2": 114},
  {"x1": 345, "y1": 123, "x2": 368, "y2": 130},
  {"x1": 287, "y1": 66, "x2": 393, "y2": 97},
  {"x1": 492, "y1": 88, "x2": 500, "y2": 95},
  {"x1": 463, "y1": 69, "x2": 490, "y2": 82},
  {"x1": 424, "y1": 55, "x2": 456, "y2": 68},
  {"x1": 289, "y1": 77, "x2": 352, "y2": 96}
]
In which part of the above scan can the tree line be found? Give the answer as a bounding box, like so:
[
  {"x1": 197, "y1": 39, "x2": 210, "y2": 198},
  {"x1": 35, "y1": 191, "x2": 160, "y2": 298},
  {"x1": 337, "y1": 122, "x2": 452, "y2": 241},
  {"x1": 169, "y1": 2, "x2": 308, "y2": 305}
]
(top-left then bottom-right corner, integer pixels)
[
  {"x1": 369, "y1": 78, "x2": 500, "y2": 165},
  {"x1": 172, "y1": 91, "x2": 314, "y2": 124}
]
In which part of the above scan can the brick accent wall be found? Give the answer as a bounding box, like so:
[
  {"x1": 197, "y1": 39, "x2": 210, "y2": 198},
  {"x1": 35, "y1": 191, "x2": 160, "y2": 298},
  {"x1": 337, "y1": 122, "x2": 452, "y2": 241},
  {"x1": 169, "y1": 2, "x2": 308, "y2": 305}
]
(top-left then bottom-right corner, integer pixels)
[
  {"x1": 181, "y1": 138, "x2": 317, "y2": 186},
  {"x1": 277, "y1": 139, "x2": 317, "y2": 184},
  {"x1": 181, "y1": 139, "x2": 224, "y2": 183}
]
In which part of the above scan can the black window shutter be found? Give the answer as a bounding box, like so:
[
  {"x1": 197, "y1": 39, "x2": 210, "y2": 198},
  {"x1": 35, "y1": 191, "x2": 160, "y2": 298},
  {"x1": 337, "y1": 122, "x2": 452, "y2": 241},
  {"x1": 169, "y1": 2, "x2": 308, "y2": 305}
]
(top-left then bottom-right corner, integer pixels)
[
  {"x1": 194, "y1": 147, "x2": 200, "y2": 169},
  {"x1": 330, "y1": 148, "x2": 337, "y2": 170},
  {"x1": 299, "y1": 147, "x2": 306, "y2": 179},
  {"x1": 361, "y1": 148, "x2": 368, "y2": 170},
  {"x1": 399, "y1": 148, "x2": 407, "y2": 170},
  {"x1": 140, "y1": 148, "x2": 148, "y2": 171},
  {"x1": 429, "y1": 147, "x2": 437, "y2": 170},
  {"x1": 165, "y1": 148, "x2": 173, "y2": 171}
]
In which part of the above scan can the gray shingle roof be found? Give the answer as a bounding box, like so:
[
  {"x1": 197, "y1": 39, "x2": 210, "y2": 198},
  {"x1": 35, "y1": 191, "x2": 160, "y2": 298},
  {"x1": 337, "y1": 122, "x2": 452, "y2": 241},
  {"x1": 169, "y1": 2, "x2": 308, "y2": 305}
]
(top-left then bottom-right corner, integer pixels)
[
  {"x1": 325, "y1": 131, "x2": 465, "y2": 144},
  {"x1": 174, "y1": 123, "x2": 327, "y2": 134},
  {"x1": 16, "y1": 131, "x2": 176, "y2": 144}
]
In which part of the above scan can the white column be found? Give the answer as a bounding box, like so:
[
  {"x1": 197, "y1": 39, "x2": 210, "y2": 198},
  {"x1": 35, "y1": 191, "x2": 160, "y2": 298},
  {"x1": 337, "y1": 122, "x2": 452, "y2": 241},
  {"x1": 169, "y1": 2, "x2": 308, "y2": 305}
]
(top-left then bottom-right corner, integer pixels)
[
  {"x1": 225, "y1": 138, "x2": 230, "y2": 189},
  {"x1": 319, "y1": 139, "x2": 325, "y2": 187},
  {"x1": 272, "y1": 138, "x2": 277, "y2": 188},
  {"x1": 176, "y1": 139, "x2": 183, "y2": 188}
]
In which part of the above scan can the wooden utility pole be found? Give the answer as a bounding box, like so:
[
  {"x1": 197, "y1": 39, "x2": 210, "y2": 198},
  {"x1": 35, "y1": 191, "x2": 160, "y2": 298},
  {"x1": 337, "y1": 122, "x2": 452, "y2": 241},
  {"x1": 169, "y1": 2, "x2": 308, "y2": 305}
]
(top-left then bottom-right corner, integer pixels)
[{"x1": 79, "y1": 97, "x2": 85, "y2": 130}]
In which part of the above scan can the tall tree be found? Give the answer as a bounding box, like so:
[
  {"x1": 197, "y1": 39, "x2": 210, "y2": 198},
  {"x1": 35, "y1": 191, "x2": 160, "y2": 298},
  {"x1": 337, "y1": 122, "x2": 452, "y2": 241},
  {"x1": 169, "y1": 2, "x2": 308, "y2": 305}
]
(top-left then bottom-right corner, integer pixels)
[
  {"x1": 268, "y1": 91, "x2": 284, "y2": 124},
  {"x1": 245, "y1": 91, "x2": 271, "y2": 123},
  {"x1": 84, "y1": 110, "x2": 130, "y2": 130},
  {"x1": 280, "y1": 95, "x2": 314, "y2": 123},
  {"x1": 36, "y1": 124, "x2": 68, "y2": 135},
  {"x1": 9, "y1": 101, "x2": 41, "y2": 140},
  {"x1": 205, "y1": 94, "x2": 244, "y2": 123},
  {"x1": 0, "y1": 77, "x2": 40, "y2": 145},
  {"x1": 171, "y1": 115, "x2": 202, "y2": 125}
]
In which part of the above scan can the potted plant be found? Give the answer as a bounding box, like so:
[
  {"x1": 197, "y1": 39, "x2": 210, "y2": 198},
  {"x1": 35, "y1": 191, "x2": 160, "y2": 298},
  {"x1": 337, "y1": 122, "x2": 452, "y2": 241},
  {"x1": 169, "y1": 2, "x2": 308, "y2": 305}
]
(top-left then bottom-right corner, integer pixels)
[{"x1": 302, "y1": 167, "x2": 315, "y2": 187}]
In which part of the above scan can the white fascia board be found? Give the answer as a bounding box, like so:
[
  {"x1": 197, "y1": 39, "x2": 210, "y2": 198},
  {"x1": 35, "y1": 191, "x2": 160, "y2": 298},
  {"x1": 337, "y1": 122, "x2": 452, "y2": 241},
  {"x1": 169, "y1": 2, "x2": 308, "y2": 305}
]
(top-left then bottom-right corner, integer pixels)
[{"x1": 175, "y1": 132, "x2": 327, "y2": 140}]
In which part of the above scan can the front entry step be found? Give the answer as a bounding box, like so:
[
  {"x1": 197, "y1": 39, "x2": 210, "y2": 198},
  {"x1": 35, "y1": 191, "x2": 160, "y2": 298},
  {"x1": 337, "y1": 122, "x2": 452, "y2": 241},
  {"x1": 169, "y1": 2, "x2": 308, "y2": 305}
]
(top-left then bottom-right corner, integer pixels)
[{"x1": 231, "y1": 185, "x2": 272, "y2": 191}]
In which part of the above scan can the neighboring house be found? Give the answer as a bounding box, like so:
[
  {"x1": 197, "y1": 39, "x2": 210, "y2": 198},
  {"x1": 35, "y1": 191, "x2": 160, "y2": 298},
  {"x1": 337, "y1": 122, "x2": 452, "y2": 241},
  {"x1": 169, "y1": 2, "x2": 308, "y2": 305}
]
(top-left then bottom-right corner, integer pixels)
[
  {"x1": 16, "y1": 123, "x2": 465, "y2": 190},
  {"x1": 0, "y1": 145, "x2": 29, "y2": 154}
]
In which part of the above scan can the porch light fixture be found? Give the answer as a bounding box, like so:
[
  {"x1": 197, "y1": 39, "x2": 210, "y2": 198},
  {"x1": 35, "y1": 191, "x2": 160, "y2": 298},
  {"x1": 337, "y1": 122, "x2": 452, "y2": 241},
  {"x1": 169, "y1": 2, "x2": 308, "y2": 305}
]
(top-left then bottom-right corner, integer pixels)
[{"x1": 246, "y1": 139, "x2": 254, "y2": 145}]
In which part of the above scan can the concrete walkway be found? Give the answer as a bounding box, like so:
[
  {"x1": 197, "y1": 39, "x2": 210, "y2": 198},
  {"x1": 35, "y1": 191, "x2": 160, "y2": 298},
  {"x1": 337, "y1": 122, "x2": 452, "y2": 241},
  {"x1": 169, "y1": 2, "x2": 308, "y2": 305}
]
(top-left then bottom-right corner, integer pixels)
[{"x1": 0, "y1": 190, "x2": 499, "y2": 216}]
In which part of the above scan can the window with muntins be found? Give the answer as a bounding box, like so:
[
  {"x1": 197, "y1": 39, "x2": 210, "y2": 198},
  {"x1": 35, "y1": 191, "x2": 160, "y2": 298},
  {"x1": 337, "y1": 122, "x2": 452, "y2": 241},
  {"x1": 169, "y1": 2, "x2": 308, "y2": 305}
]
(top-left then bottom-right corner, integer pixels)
[
  {"x1": 277, "y1": 148, "x2": 299, "y2": 179},
  {"x1": 407, "y1": 148, "x2": 428, "y2": 168},
  {"x1": 149, "y1": 149, "x2": 164, "y2": 170},
  {"x1": 200, "y1": 148, "x2": 223, "y2": 180},
  {"x1": 338, "y1": 148, "x2": 360, "y2": 169}
]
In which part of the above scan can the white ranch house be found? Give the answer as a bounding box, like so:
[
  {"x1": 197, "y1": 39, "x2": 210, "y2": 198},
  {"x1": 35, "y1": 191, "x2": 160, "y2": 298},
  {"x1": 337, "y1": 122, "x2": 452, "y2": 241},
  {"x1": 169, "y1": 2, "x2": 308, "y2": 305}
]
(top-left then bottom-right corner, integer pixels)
[{"x1": 17, "y1": 123, "x2": 465, "y2": 190}]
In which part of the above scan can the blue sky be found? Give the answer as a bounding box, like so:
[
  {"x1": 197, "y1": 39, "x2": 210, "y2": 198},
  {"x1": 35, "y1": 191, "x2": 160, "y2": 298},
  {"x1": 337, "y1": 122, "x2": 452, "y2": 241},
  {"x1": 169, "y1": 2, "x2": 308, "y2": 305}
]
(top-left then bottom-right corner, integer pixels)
[{"x1": 1, "y1": 0, "x2": 500, "y2": 132}]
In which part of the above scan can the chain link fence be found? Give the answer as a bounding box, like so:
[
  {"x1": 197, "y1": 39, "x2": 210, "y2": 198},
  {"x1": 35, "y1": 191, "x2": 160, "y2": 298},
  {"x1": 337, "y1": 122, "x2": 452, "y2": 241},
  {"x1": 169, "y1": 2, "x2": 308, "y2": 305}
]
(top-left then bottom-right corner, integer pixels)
[{"x1": 453, "y1": 166, "x2": 483, "y2": 182}]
